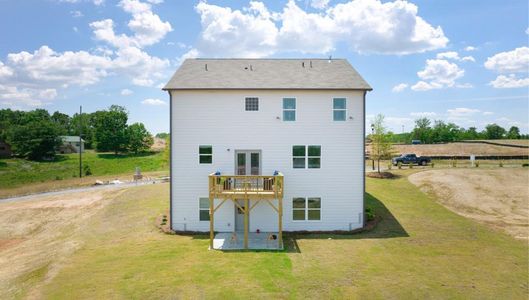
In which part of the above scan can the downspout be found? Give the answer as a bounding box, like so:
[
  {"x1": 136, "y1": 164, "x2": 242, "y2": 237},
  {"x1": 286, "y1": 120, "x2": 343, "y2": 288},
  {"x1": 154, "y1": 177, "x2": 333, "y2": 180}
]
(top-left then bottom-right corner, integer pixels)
[
  {"x1": 362, "y1": 90, "x2": 367, "y2": 227},
  {"x1": 168, "y1": 90, "x2": 173, "y2": 231}
]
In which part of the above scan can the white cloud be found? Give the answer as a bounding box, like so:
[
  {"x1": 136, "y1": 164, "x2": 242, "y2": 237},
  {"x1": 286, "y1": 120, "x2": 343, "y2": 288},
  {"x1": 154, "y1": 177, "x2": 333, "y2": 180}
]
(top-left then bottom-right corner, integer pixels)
[
  {"x1": 484, "y1": 47, "x2": 529, "y2": 73},
  {"x1": 192, "y1": 0, "x2": 448, "y2": 57},
  {"x1": 436, "y1": 51, "x2": 475, "y2": 62},
  {"x1": 90, "y1": 0, "x2": 172, "y2": 49},
  {"x1": 73, "y1": 26, "x2": 79, "y2": 32},
  {"x1": 410, "y1": 112, "x2": 437, "y2": 117},
  {"x1": 392, "y1": 83, "x2": 408, "y2": 93},
  {"x1": 93, "y1": 0, "x2": 104, "y2": 5},
  {"x1": 146, "y1": 0, "x2": 163, "y2": 4},
  {"x1": 464, "y1": 46, "x2": 476, "y2": 51},
  {"x1": 411, "y1": 59, "x2": 466, "y2": 91},
  {"x1": 39, "y1": 89, "x2": 58, "y2": 100},
  {"x1": 0, "y1": 62, "x2": 13, "y2": 78},
  {"x1": 141, "y1": 98, "x2": 166, "y2": 105},
  {"x1": 483, "y1": 111, "x2": 494, "y2": 116},
  {"x1": 526, "y1": 28, "x2": 529, "y2": 35},
  {"x1": 447, "y1": 107, "x2": 480, "y2": 117},
  {"x1": 489, "y1": 74, "x2": 529, "y2": 88},
  {"x1": 70, "y1": 10, "x2": 83, "y2": 17},
  {"x1": 310, "y1": 0, "x2": 330, "y2": 9},
  {"x1": 120, "y1": 88, "x2": 133, "y2": 95}
]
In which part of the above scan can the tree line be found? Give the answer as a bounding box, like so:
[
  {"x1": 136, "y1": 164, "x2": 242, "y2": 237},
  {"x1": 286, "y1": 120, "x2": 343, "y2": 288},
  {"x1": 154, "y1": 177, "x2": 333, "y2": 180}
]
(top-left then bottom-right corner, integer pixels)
[
  {"x1": 0, "y1": 105, "x2": 154, "y2": 160},
  {"x1": 387, "y1": 118, "x2": 527, "y2": 144}
]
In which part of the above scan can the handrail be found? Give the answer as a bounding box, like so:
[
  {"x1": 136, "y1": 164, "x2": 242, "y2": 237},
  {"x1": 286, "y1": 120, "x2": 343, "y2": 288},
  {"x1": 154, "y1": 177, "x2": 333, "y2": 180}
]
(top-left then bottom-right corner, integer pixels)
[{"x1": 208, "y1": 173, "x2": 284, "y2": 199}]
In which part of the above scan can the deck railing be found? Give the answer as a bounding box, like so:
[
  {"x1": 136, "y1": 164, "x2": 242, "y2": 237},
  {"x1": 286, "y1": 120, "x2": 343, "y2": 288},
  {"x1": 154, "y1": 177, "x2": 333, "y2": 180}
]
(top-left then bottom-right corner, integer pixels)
[{"x1": 208, "y1": 173, "x2": 284, "y2": 199}]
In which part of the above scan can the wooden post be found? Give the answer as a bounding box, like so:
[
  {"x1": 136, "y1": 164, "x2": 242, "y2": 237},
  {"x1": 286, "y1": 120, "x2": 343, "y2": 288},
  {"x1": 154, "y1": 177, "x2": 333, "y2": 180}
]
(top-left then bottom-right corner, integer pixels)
[
  {"x1": 244, "y1": 198, "x2": 249, "y2": 249},
  {"x1": 278, "y1": 196, "x2": 283, "y2": 249},
  {"x1": 209, "y1": 195, "x2": 214, "y2": 249}
]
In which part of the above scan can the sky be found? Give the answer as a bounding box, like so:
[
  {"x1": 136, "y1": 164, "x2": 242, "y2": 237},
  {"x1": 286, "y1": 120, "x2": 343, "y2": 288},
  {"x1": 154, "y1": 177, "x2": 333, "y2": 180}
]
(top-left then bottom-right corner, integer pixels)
[{"x1": 0, "y1": 0, "x2": 528, "y2": 134}]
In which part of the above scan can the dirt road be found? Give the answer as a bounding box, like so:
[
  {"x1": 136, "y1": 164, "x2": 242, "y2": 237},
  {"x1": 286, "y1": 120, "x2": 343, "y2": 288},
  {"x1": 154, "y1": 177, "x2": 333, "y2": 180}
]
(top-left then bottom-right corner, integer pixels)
[{"x1": 409, "y1": 168, "x2": 529, "y2": 240}]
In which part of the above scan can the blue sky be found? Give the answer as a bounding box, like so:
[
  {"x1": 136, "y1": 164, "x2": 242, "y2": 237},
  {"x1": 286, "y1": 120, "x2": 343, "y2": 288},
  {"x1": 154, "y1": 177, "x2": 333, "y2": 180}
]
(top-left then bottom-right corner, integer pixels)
[{"x1": 0, "y1": 0, "x2": 527, "y2": 134}]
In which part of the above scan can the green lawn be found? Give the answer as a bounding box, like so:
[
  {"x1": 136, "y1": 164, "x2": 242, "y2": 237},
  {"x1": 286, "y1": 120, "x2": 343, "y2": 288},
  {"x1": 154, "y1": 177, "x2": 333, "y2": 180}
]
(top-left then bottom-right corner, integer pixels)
[
  {"x1": 34, "y1": 171, "x2": 527, "y2": 299},
  {"x1": 0, "y1": 151, "x2": 167, "y2": 189}
]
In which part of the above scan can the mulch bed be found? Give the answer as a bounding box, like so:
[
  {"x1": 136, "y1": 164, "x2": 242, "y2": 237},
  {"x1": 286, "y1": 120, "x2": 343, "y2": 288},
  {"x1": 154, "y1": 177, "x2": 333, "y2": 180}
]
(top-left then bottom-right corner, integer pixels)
[{"x1": 366, "y1": 171, "x2": 398, "y2": 179}]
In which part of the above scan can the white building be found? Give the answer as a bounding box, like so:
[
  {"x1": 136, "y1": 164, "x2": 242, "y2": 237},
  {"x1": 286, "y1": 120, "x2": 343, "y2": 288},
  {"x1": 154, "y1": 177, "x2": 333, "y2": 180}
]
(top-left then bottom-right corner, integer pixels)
[{"x1": 163, "y1": 59, "x2": 371, "y2": 249}]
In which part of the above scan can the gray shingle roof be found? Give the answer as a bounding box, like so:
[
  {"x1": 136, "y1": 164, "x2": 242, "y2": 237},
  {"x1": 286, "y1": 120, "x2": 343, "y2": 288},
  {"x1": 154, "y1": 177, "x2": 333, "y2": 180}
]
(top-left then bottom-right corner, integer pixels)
[{"x1": 163, "y1": 59, "x2": 372, "y2": 90}]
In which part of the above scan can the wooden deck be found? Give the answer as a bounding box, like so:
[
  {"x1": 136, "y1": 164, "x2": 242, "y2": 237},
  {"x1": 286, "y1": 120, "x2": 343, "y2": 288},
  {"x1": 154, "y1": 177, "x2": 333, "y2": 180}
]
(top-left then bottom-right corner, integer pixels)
[{"x1": 208, "y1": 173, "x2": 284, "y2": 250}]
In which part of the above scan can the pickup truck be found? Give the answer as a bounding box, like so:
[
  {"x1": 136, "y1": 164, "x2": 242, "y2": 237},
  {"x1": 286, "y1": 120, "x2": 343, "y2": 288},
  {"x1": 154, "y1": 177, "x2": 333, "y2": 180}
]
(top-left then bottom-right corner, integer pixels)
[{"x1": 392, "y1": 153, "x2": 431, "y2": 166}]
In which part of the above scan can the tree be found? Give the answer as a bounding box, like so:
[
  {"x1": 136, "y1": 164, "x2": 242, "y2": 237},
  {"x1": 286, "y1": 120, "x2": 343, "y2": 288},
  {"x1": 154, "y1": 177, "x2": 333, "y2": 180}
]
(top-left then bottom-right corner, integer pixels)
[
  {"x1": 411, "y1": 118, "x2": 432, "y2": 143},
  {"x1": 7, "y1": 119, "x2": 62, "y2": 160},
  {"x1": 51, "y1": 111, "x2": 72, "y2": 135},
  {"x1": 93, "y1": 105, "x2": 129, "y2": 154},
  {"x1": 155, "y1": 132, "x2": 169, "y2": 139},
  {"x1": 71, "y1": 112, "x2": 96, "y2": 149},
  {"x1": 127, "y1": 123, "x2": 154, "y2": 154},
  {"x1": 484, "y1": 123, "x2": 506, "y2": 139},
  {"x1": 371, "y1": 114, "x2": 394, "y2": 173},
  {"x1": 507, "y1": 126, "x2": 521, "y2": 139}
]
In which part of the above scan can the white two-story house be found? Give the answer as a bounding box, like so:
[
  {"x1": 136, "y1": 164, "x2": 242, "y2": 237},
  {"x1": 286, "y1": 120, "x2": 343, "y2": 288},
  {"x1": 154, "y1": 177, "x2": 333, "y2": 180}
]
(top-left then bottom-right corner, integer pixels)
[{"x1": 163, "y1": 58, "x2": 371, "y2": 249}]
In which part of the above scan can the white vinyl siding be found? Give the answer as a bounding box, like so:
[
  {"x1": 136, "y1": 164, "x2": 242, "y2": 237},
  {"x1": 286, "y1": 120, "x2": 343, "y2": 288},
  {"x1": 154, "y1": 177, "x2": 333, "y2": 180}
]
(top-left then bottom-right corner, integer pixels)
[{"x1": 170, "y1": 89, "x2": 364, "y2": 232}]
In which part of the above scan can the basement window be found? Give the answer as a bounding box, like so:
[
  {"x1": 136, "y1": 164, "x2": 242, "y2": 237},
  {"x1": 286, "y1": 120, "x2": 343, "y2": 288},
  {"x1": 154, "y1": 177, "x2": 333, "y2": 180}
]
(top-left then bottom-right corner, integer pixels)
[
  {"x1": 199, "y1": 198, "x2": 210, "y2": 221},
  {"x1": 199, "y1": 145, "x2": 212, "y2": 164},
  {"x1": 292, "y1": 197, "x2": 321, "y2": 221},
  {"x1": 245, "y1": 97, "x2": 259, "y2": 111}
]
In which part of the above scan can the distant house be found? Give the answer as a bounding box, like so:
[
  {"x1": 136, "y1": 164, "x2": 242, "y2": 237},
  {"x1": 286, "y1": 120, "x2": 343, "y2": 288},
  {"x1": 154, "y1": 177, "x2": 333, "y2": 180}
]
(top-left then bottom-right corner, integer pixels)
[
  {"x1": 163, "y1": 58, "x2": 372, "y2": 249},
  {"x1": 58, "y1": 136, "x2": 85, "y2": 154},
  {"x1": 0, "y1": 140, "x2": 12, "y2": 158}
]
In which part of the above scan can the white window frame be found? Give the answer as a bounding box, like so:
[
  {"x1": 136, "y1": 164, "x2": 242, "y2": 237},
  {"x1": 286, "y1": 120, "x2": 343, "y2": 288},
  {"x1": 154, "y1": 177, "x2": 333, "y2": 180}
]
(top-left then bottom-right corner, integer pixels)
[
  {"x1": 292, "y1": 197, "x2": 322, "y2": 222},
  {"x1": 199, "y1": 197, "x2": 210, "y2": 221},
  {"x1": 282, "y1": 97, "x2": 296, "y2": 121},
  {"x1": 333, "y1": 98, "x2": 347, "y2": 121},
  {"x1": 199, "y1": 145, "x2": 212, "y2": 164},
  {"x1": 292, "y1": 145, "x2": 321, "y2": 169},
  {"x1": 245, "y1": 97, "x2": 259, "y2": 111}
]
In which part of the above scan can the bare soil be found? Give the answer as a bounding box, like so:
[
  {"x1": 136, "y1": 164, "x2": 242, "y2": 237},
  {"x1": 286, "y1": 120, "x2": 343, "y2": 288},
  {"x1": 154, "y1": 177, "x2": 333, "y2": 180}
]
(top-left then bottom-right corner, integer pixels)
[
  {"x1": 391, "y1": 142, "x2": 528, "y2": 156},
  {"x1": 0, "y1": 188, "x2": 126, "y2": 299},
  {"x1": 409, "y1": 169, "x2": 529, "y2": 240}
]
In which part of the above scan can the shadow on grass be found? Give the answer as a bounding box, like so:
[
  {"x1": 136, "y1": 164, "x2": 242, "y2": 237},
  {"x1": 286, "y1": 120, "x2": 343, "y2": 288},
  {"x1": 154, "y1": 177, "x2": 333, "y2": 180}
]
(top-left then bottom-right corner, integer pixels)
[
  {"x1": 97, "y1": 152, "x2": 158, "y2": 159},
  {"x1": 0, "y1": 161, "x2": 7, "y2": 167},
  {"x1": 185, "y1": 192, "x2": 408, "y2": 253}
]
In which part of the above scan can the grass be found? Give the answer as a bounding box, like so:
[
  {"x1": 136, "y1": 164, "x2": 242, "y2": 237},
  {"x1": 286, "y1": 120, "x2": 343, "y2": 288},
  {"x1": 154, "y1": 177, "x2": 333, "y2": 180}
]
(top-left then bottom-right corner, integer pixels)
[
  {"x1": 0, "y1": 151, "x2": 168, "y2": 190},
  {"x1": 31, "y1": 171, "x2": 528, "y2": 299}
]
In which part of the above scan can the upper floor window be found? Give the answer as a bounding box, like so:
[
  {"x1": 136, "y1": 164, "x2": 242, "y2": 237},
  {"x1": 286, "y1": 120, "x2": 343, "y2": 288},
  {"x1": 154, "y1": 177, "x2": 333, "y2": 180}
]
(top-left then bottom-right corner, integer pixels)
[
  {"x1": 245, "y1": 97, "x2": 259, "y2": 111},
  {"x1": 283, "y1": 98, "x2": 296, "y2": 121},
  {"x1": 292, "y1": 145, "x2": 321, "y2": 169},
  {"x1": 333, "y1": 98, "x2": 346, "y2": 121},
  {"x1": 199, "y1": 145, "x2": 212, "y2": 164}
]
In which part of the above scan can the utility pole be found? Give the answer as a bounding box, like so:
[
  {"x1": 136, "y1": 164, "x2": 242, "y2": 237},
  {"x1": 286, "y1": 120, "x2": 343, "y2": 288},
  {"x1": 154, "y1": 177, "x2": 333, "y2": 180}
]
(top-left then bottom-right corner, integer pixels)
[{"x1": 79, "y1": 105, "x2": 82, "y2": 178}]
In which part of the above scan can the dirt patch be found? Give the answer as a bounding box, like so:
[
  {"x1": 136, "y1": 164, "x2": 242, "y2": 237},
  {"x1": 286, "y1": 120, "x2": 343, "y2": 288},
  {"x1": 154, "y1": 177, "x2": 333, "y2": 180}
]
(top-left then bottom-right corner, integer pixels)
[
  {"x1": 370, "y1": 142, "x2": 529, "y2": 156},
  {"x1": 409, "y1": 169, "x2": 529, "y2": 240},
  {"x1": 366, "y1": 172, "x2": 398, "y2": 179},
  {"x1": 0, "y1": 189, "x2": 126, "y2": 299}
]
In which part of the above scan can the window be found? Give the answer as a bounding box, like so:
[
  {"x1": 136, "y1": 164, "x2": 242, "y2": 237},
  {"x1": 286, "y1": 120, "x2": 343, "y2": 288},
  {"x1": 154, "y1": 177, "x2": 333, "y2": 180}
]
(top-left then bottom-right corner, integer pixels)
[
  {"x1": 245, "y1": 97, "x2": 259, "y2": 111},
  {"x1": 199, "y1": 145, "x2": 212, "y2": 164},
  {"x1": 333, "y1": 98, "x2": 346, "y2": 121},
  {"x1": 283, "y1": 98, "x2": 296, "y2": 121},
  {"x1": 292, "y1": 197, "x2": 321, "y2": 221},
  {"x1": 199, "y1": 198, "x2": 210, "y2": 221},
  {"x1": 292, "y1": 145, "x2": 321, "y2": 169},
  {"x1": 292, "y1": 145, "x2": 305, "y2": 168},
  {"x1": 307, "y1": 146, "x2": 321, "y2": 168}
]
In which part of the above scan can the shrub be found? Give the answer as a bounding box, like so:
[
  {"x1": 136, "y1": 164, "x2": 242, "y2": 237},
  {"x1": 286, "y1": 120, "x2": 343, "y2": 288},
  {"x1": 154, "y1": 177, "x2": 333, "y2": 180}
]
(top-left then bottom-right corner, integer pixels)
[
  {"x1": 522, "y1": 163, "x2": 529, "y2": 167},
  {"x1": 397, "y1": 162, "x2": 402, "y2": 169},
  {"x1": 451, "y1": 160, "x2": 457, "y2": 168},
  {"x1": 365, "y1": 207, "x2": 375, "y2": 221},
  {"x1": 475, "y1": 161, "x2": 480, "y2": 168},
  {"x1": 55, "y1": 175, "x2": 63, "y2": 180},
  {"x1": 83, "y1": 164, "x2": 92, "y2": 176},
  {"x1": 409, "y1": 163, "x2": 413, "y2": 169},
  {"x1": 499, "y1": 160, "x2": 503, "y2": 167},
  {"x1": 387, "y1": 163, "x2": 392, "y2": 170},
  {"x1": 431, "y1": 162, "x2": 435, "y2": 168}
]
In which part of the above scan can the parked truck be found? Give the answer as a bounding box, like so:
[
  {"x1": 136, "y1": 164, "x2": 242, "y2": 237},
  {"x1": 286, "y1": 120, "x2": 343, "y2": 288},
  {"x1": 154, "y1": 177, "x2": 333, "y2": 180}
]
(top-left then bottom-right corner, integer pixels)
[{"x1": 392, "y1": 153, "x2": 431, "y2": 166}]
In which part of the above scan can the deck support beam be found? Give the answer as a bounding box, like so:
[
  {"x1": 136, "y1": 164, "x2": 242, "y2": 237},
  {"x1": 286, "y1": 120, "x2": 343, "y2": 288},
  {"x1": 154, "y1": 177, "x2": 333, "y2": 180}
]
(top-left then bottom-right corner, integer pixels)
[
  {"x1": 244, "y1": 198, "x2": 249, "y2": 249},
  {"x1": 278, "y1": 196, "x2": 283, "y2": 248},
  {"x1": 209, "y1": 195, "x2": 214, "y2": 250}
]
